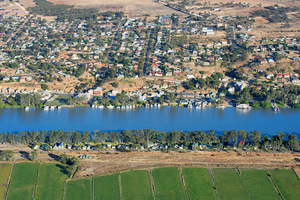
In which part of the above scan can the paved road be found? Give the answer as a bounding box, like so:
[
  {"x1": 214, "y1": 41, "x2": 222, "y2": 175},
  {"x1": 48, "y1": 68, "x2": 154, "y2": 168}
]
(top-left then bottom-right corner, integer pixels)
[
  {"x1": 108, "y1": 20, "x2": 125, "y2": 62},
  {"x1": 6, "y1": 15, "x2": 32, "y2": 44},
  {"x1": 229, "y1": 26, "x2": 237, "y2": 48},
  {"x1": 143, "y1": 29, "x2": 155, "y2": 75}
]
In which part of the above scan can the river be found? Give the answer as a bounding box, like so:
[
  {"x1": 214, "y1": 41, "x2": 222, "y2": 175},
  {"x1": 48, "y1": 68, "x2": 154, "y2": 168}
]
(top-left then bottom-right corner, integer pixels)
[{"x1": 0, "y1": 106, "x2": 299, "y2": 136}]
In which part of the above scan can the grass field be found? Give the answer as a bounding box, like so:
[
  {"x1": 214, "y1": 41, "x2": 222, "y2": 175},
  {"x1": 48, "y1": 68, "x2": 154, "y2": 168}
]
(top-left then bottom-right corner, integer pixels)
[
  {"x1": 94, "y1": 173, "x2": 120, "y2": 200},
  {"x1": 240, "y1": 168, "x2": 280, "y2": 200},
  {"x1": 212, "y1": 168, "x2": 250, "y2": 200},
  {"x1": 7, "y1": 162, "x2": 39, "y2": 200},
  {"x1": 35, "y1": 163, "x2": 69, "y2": 200},
  {"x1": 182, "y1": 168, "x2": 218, "y2": 200},
  {"x1": 270, "y1": 169, "x2": 300, "y2": 200},
  {"x1": 152, "y1": 167, "x2": 186, "y2": 200},
  {"x1": 121, "y1": 170, "x2": 153, "y2": 200},
  {"x1": 0, "y1": 163, "x2": 12, "y2": 200},
  {"x1": 66, "y1": 179, "x2": 92, "y2": 200}
]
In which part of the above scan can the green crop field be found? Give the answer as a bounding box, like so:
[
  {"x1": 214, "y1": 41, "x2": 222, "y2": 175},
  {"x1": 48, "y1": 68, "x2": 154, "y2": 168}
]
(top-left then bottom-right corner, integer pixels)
[
  {"x1": 240, "y1": 168, "x2": 280, "y2": 200},
  {"x1": 35, "y1": 163, "x2": 69, "y2": 200},
  {"x1": 65, "y1": 178, "x2": 92, "y2": 200},
  {"x1": 270, "y1": 169, "x2": 300, "y2": 200},
  {"x1": 121, "y1": 170, "x2": 153, "y2": 200},
  {"x1": 0, "y1": 163, "x2": 299, "y2": 200},
  {"x1": 152, "y1": 167, "x2": 186, "y2": 200},
  {"x1": 94, "y1": 173, "x2": 120, "y2": 200},
  {"x1": 212, "y1": 168, "x2": 250, "y2": 200},
  {"x1": 0, "y1": 163, "x2": 12, "y2": 200},
  {"x1": 182, "y1": 168, "x2": 218, "y2": 200},
  {"x1": 7, "y1": 162, "x2": 39, "y2": 200}
]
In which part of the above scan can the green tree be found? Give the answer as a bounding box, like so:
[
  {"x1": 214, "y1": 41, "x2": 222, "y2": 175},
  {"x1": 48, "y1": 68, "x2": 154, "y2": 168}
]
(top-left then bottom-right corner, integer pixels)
[
  {"x1": 286, "y1": 134, "x2": 299, "y2": 151},
  {"x1": 41, "y1": 84, "x2": 48, "y2": 90},
  {"x1": 0, "y1": 150, "x2": 14, "y2": 161},
  {"x1": 29, "y1": 151, "x2": 38, "y2": 161}
]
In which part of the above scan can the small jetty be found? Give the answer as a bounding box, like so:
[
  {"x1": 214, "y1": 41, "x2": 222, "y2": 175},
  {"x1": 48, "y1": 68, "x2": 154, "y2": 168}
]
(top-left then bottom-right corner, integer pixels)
[{"x1": 272, "y1": 103, "x2": 280, "y2": 113}]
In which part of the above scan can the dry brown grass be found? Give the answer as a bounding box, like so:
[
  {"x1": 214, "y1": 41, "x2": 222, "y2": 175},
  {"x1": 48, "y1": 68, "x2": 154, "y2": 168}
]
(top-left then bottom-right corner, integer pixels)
[
  {"x1": 18, "y1": 0, "x2": 36, "y2": 8},
  {"x1": 75, "y1": 151, "x2": 300, "y2": 177}
]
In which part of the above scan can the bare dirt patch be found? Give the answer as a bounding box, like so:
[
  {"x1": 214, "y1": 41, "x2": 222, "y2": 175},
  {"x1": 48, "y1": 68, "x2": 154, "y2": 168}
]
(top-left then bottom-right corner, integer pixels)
[
  {"x1": 294, "y1": 168, "x2": 300, "y2": 179},
  {"x1": 48, "y1": 0, "x2": 183, "y2": 17},
  {"x1": 18, "y1": 0, "x2": 36, "y2": 8}
]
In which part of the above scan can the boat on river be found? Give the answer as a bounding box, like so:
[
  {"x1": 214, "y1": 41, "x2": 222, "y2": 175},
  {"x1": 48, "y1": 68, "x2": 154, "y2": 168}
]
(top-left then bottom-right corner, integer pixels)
[
  {"x1": 236, "y1": 104, "x2": 252, "y2": 109},
  {"x1": 216, "y1": 105, "x2": 226, "y2": 109}
]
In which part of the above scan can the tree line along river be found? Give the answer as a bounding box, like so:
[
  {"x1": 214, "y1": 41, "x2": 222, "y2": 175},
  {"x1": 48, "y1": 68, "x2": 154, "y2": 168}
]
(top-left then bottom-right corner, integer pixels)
[{"x1": 0, "y1": 106, "x2": 299, "y2": 137}]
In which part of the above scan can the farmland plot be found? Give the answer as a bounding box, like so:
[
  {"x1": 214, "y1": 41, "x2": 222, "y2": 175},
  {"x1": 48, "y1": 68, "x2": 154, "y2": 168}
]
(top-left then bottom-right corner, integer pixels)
[
  {"x1": 94, "y1": 173, "x2": 120, "y2": 200},
  {"x1": 212, "y1": 168, "x2": 250, "y2": 200},
  {"x1": 270, "y1": 169, "x2": 300, "y2": 200},
  {"x1": 35, "y1": 163, "x2": 69, "y2": 200},
  {"x1": 182, "y1": 168, "x2": 218, "y2": 200},
  {"x1": 66, "y1": 179, "x2": 92, "y2": 200},
  {"x1": 0, "y1": 163, "x2": 12, "y2": 200},
  {"x1": 7, "y1": 162, "x2": 39, "y2": 200},
  {"x1": 152, "y1": 167, "x2": 186, "y2": 200},
  {"x1": 121, "y1": 170, "x2": 153, "y2": 200},
  {"x1": 240, "y1": 168, "x2": 280, "y2": 200}
]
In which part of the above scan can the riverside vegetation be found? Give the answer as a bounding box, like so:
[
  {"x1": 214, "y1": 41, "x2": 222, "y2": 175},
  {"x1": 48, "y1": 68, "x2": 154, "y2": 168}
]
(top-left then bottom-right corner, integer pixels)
[{"x1": 0, "y1": 129, "x2": 299, "y2": 158}]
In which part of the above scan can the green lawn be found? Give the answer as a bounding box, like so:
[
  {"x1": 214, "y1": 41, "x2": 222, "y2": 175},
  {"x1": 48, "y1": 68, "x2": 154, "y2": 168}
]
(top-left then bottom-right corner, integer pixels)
[
  {"x1": 35, "y1": 163, "x2": 69, "y2": 200},
  {"x1": 212, "y1": 168, "x2": 250, "y2": 200},
  {"x1": 66, "y1": 179, "x2": 92, "y2": 200},
  {"x1": 152, "y1": 167, "x2": 186, "y2": 200},
  {"x1": 121, "y1": 170, "x2": 153, "y2": 200},
  {"x1": 0, "y1": 163, "x2": 12, "y2": 200},
  {"x1": 7, "y1": 162, "x2": 39, "y2": 200},
  {"x1": 182, "y1": 168, "x2": 218, "y2": 200},
  {"x1": 94, "y1": 173, "x2": 120, "y2": 200},
  {"x1": 270, "y1": 169, "x2": 300, "y2": 200},
  {"x1": 240, "y1": 168, "x2": 280, "y2": 200}
]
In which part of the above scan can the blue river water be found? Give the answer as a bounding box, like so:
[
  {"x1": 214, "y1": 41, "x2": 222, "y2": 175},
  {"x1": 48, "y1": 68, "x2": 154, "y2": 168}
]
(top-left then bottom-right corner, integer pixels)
[{"x1": 0, "y1": 106, "x2": 299, "y2": 136}]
